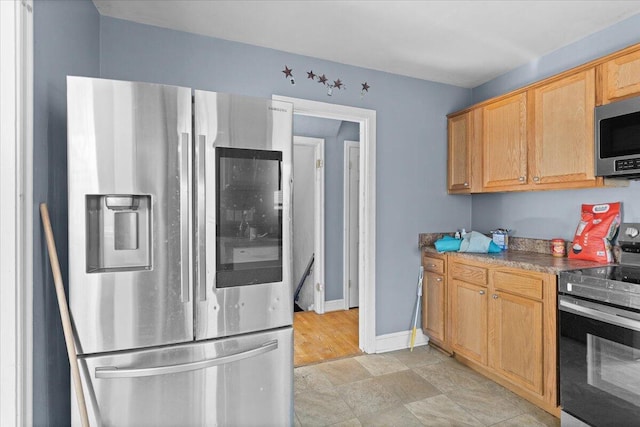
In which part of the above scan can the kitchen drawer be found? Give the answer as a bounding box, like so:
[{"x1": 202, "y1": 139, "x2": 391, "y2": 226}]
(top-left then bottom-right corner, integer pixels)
[
  {"x1": 422, "y1": 254, "x2": 445, "y2": 274},
  {"x1": 449, "y1": 261, "x2": 487, "y2": 286},
  {"x1": 492, "y1": 269, "x2": 543, "y2": 300}
]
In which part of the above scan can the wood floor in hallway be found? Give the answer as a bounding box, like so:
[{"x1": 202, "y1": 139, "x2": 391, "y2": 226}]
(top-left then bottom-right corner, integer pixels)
[{"x1": 294, "y1": 308, "x2": 361, "y2": 367}]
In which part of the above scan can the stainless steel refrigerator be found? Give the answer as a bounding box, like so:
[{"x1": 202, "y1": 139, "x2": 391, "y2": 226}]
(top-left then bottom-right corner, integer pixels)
[{"x1": 67, "y1": 76, "x2": 293, "y2": 426}]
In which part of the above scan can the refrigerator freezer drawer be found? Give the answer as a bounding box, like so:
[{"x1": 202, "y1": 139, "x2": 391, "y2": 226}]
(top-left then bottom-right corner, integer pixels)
[{"x1": 73, "y1": 327, "x2": 293, "y2": 427}]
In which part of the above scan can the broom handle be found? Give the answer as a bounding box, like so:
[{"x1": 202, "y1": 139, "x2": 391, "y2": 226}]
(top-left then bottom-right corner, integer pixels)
[{"x1": 40, "y1": 203, "x2": 90, "y2": 427}]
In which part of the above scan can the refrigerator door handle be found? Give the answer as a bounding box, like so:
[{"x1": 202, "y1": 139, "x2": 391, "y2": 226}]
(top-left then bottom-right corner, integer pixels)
[
  {"x1": 94, "y1": 340, "x2": 278, "y2": 379},
  {"x1": 180, "y1": 132, "x2": 191, "y2": 303},
  {"x1": 196, "y1": 135, "x2": 207, "y2": 302}
]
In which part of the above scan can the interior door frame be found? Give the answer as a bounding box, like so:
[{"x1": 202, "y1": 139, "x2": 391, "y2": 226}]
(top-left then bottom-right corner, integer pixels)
[
  {"x1": 0, "y1": 0, "x2": 34, "y2": 424},
  {"x1": 343, "y1": 140, "x2": 359, "y2": 309},
  {"x1": 292, "y1": 136, "x2": 325, "y2": 314},
  {"x1": 273, "y1": 95, "x2": 376, "y2": 353}
]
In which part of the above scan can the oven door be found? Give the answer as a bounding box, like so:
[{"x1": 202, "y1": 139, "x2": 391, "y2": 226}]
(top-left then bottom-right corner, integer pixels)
[{"x1": 559, "y1": 295, "x2": 640, "y2": 426}]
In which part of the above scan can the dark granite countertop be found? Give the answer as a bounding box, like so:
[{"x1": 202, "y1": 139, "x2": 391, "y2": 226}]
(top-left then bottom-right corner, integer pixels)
[{"x1": 419, "y1": 232, "x2": 611, "y2": 275}]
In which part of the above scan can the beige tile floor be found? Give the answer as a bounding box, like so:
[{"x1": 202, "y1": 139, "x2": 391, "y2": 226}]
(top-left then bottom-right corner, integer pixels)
[{"x1": 294, "y1": 345, "x2": 560, "y2": 427}]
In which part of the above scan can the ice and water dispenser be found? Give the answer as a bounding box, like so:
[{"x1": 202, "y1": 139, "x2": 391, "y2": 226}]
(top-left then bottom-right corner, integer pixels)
[{"x1": 86, "y1": 194, "x2": 151, "y2": 272}]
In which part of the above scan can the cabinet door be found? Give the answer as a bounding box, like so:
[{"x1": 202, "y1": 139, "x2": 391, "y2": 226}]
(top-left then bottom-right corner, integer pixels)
[
  {"x1": 450, "y1": 279, "x2": 488, "y2": 364},
  {"x1": 529, "y1": 69, "x2": 596, "y2": 187},
  {"x1": 482, "y1": 93, "x2": 528, "y2": 190},
  {"x1": 448, "y1": 112, "x2": 471, "y2": 193},
  {"x1": 422, "y1": 272, "x2": 445, "y2": 344},
  {"x1": 489, "y1": 290, "x2": 543, "y2": 395},
  {"x1": 601, "y1": 49, "x2": 640, "y2": 104}
]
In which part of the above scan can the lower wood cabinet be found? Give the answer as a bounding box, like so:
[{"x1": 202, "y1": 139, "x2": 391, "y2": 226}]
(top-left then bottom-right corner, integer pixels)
[
  {"x1": 447, "y1": 257, "x2": 559, "y2": 416},
  {"x1": 421, "y1": 252, "x2": 449, "y2": 351}
]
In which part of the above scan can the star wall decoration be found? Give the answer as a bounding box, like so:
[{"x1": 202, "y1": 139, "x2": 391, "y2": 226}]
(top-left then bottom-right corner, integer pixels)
[
  {"x1": 278, "y1": 66, "x2": 370, "y2": 97},
  {"x1": 282, "y1": 66, "x2": 293, "y2": 78}
]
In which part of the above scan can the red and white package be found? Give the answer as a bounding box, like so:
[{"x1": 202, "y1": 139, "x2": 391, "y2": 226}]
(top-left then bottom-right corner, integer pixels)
[{"x1": 568, "y1": 202, "x2": 621, "y2": 263}]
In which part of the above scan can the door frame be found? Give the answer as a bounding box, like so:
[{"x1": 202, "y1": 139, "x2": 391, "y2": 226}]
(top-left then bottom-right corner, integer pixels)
[
  {"x1": 343, "y1": 140, "x2": 359, "y2": 309},
  {"x1": 292, "y1": 136, "x2": 325, "y2": 313},
  {"x1": 273, "y1": 95, "x2": 376, "y2": 353},
  {"x1": 0, "y1": 0, "x2": 34, "y2": 424}
]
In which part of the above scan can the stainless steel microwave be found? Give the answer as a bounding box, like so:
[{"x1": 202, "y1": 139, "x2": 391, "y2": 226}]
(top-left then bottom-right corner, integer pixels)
[{"x1": 595, "y1": 95, "x2": 640, "y2": 178}]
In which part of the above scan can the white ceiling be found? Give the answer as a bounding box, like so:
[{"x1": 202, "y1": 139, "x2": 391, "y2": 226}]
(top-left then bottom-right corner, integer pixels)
[{"x1": 92, "y1": 0, "x2": 640, "y2": 88}]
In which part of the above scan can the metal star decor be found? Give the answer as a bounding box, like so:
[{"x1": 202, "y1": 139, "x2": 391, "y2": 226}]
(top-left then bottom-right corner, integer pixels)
[
  {"x1": 282, "y1": 66, "x2": 293, "y2": 78},
  {"x1": 361, "y1": 82, "x2": 370, "y2": 92},
  {"x1": 333, "y1": 79, "x2": 343, "y2": 90},
  {"x1": 317, "y1": 74, "x2": 328, "y2": 85},
  {"x1": 307, "y1": 70, "x2": 316, "y2": 80}
]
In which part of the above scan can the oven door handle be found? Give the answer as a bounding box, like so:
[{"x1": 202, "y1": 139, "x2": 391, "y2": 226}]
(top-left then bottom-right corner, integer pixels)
[{"x1": 559, "y1": 297, "x2": 640, "y2": 332}]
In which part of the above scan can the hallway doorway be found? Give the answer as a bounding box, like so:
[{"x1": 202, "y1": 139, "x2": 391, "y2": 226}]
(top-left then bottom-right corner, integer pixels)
[{"x1": 275, "y1": 95, "x2": 377, "y2": 354}]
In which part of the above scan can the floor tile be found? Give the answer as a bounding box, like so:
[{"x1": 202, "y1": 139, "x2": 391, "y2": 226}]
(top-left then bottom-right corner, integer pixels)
[
  {"x1": 295, "y1": 365, "x2": 334, "y2": 395},
  {"x1": 491, "y1": 413, "x2": 551, "y2": 427},
  {"x1": 294, "y1": 350, "x2": 561, "y2": 427},
  {"x1": 446, "y1": 385, "x2": 523, "y2": 425},
  {"x1": 316, "y1": 357, "x2": 372, "y2": 386},
  {"x1": 295, "y1": 388, "x2": 356, "y2": 426},
  {"x1": 405, "y1": 394, "x2": 484, "y2": 426},
  {"x1": 386, "y1": 345, "x2": 448, "y2": 368},
  {"x1": 525, "y1": 407, "x2": 561, "y2": 427},
  {"x1": 374, "y1": 369, "x2": 441, "y2": 403},
  {"x1": 329, "y1": 418, "x2": 362, "y2": 427},
  {"x1": 335, "y1": 377, "x2": 401, "y2": 417},
  {"x1": 357, "y1": 405, "x2": 424, "y2": 427},
  {"x1": 354, "y1": 353, "x2": 409, "y2": 376},
  {"x1": 413, "y1": 358, "x2": 488, "y2": 393}
]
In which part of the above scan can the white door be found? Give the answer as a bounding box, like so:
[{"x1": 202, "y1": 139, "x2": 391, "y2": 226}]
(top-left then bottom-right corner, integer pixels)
[
  {"x1": 345, "y1": 141, "x2": 360, "y2": 308},
  {"x1": 293, "y1": 137, "x2": 325, "y2": 312}
]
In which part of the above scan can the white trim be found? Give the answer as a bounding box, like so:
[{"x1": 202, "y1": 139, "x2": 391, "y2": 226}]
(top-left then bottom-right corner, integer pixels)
[
  {"x1": 273, "y1": 96, "x2": 377, "y2": 354},
  {"x1": 323, "y1": 299, "x2": 346, "y2": 312},
  {"x1": 0, "y1": 0, "x2": 33, "y2": 425},
  {"x1": 375, "y1": 330, "x2": 429, "y2": 354},
  {"x1": 292, "y1": 136, "x2": 325, "y2": 314},
  {"x1": 343, "y1": 140, "x2": 359, "y2": 310}
]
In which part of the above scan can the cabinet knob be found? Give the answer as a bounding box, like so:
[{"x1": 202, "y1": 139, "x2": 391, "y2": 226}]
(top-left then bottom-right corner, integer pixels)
[
  {"x1": 479, "y1": 290, "x2": 485, "y2": 295},
  {"x1": 492, "y1": 294, "x2": 499, "y2": 299},
  {"x1": 428, "y1": 264, "x2": 436, "y2": 268},
  {"x1": 518, "y1": 176, "x2": 525, "y2": 182},
  {"x1": 436, "y1": 277, "x2": 442, "y2": 282},
  {"x1": 463, "y1": 182, "x2": 469, "y2": 187},
  {"x1": 533, "y1": 176, "x2": 540, "y2": 183}
]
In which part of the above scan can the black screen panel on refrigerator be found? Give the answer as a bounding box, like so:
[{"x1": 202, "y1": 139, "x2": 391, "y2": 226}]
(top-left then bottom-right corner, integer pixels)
[{"x1": 215, "y1": 147, "x2": 283, "y2": 287}]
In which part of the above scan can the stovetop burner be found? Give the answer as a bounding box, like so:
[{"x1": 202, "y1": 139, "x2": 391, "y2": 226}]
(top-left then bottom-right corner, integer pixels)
[{"x1": 573, "y1": 265, "x2": 640, "y2": 284}]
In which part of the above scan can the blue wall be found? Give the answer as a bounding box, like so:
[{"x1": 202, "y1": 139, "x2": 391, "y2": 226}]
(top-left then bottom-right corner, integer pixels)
[
  {"x1": 473, "y1": 14, "x2": 640, "y2": 103},
  {"x1": 98, "y1": 16, "x2": 472, "y2": 335},
  {"x1": 470, "y1": 14, "x2": 640, "y2": 239},
  {"x1": 33, "y1": 0, "x2": 100, "y2": 425}
]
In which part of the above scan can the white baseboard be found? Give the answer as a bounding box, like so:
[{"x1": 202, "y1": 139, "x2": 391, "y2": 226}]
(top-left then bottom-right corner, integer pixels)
[
  {"x1": 324, "y1": 299, "x2": 346, "y2": 312},
  {"x1": 374, "y1": 329, "x2": 430, "y2": 354}
]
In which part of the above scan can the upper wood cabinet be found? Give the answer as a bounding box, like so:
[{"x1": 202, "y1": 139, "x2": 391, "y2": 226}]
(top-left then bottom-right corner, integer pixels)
[
  {"x1": 465, "y1": 70, "x2": 598, "y2": 193},
  {"x1": 600, "y1": 48, "x2": 640, "y2": 105},
  {"x1": 482, "y1": 92, "x2": 528, "y2": 190},
  {"x1": 447, "y1": 112, "x2": 471, "y2": 193},
  {"x1": 529, "y1": 69, "x2": 597, "y2": 189},
  {"x1": 447, "y1": 109, "x2": 482, "y2": 194},
  {"x1": 446, "y1": 42, "x2": 640, "y2": 193}
]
